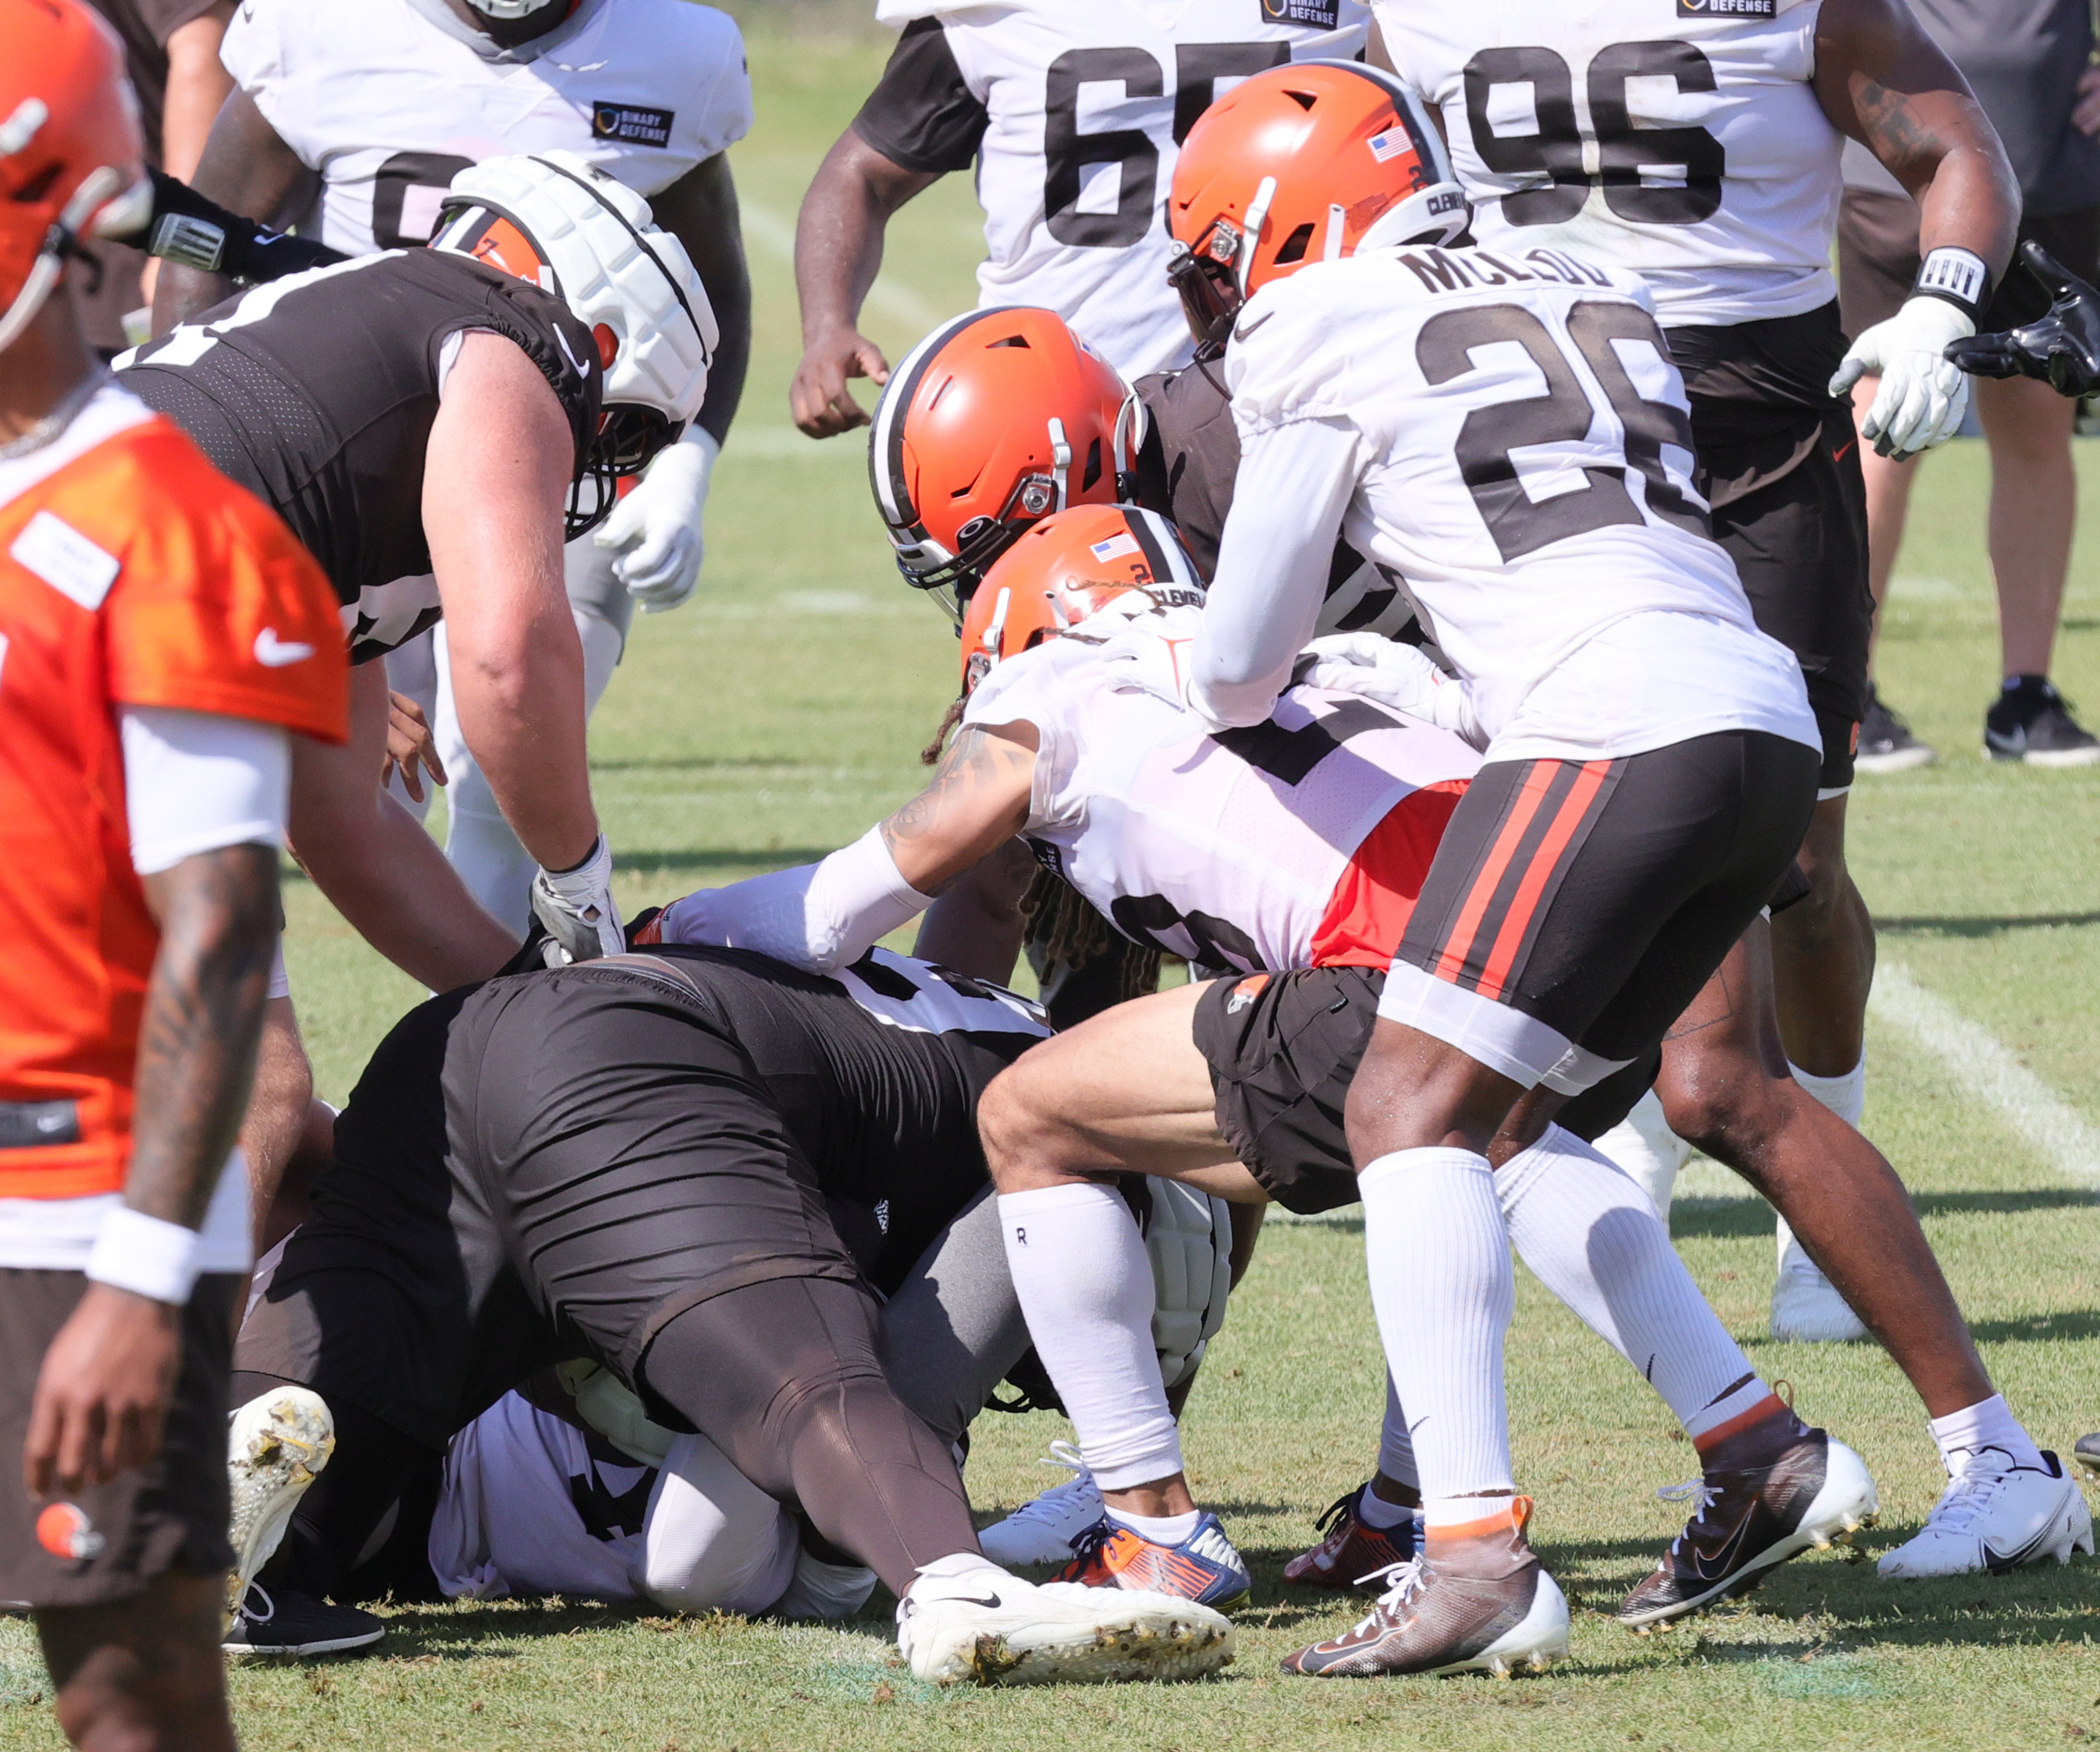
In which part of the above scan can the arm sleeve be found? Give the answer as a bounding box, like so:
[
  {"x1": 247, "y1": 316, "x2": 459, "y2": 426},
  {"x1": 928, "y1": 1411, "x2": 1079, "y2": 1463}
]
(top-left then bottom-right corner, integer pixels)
[
  {"x1": 850, "y1": 19, "x2": 988, "y2": 175},
  {"x1": 1189, "y1": 416, "x2": 1363, "y2": 730},
  {"x1": 120, "y1": 705, "x2": 290, "y2": 876},
  {"x1": 135, "y1": 0, "x2": 222, "y2": 48}
]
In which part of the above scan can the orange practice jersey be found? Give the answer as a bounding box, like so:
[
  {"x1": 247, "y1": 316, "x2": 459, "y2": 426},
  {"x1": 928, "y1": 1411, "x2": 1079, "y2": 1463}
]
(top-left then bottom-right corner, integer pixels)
[{"x1": 0, "y1": 389, "x2": 346, "y2": 1199}]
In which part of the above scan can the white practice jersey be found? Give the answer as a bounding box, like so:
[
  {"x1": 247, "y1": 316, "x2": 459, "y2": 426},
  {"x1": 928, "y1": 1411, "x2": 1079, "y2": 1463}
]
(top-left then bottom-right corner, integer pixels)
[
  {"x1": 853, "y1": 1, "x2": 1369, "y2": 378},
  {"x1": 1216, "y1": 244, "x2": 1819, "y2": 763},
  {"x1": 963, "y1": 633, "x2": 1479, "y2": 975},
  {"x1": 1373, "y1": 0, "x2": 1841, "y2": 327},
  {"x1": 223, "y1": 0, "x2": 753, "y2": 256}
]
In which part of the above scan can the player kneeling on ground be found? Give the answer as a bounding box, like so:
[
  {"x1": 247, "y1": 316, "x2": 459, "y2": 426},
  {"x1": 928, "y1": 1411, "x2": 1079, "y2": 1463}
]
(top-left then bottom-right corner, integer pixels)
[
  {"x1": 0, "y1": 10, "x2": 347, "y2": 1745},
  {"x1": 651, "y1": 505, "x2": 1893, "y2": 1671},
  {"x1": 224, "y1": 940, "x2": 1233, "y2": 1685}
]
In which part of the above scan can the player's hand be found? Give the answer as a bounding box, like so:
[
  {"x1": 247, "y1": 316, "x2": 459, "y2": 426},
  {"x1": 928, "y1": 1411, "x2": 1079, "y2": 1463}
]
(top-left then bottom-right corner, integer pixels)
[
  {"x1": 530, "y1": 834, "x2": 625, "y2": 965},
  {"x1": 2074, "y1": 65, "x2": 2100, "y2": 137},
  {"x1": 23, "y1": 1284, "x2": 180, "y2": 1498},
  {"x1": 1093, "y1": 615, "x2": 1197, "y2": 711},
  {"x1": 1829, "y1": 295, "x2": 1974, "y2": 460},
  {"x1": 791, "y1": 326, "x2": 892, "y2": 438},
  {"x1": 1946, "y1": 240, "x2": 2100, "y2": 399},
  {"x1": 380, "y1": 689, "x2": 446, "y2": 804},
  {"x1": 1296, "y1": 633, "x2": 1487, "y2": 746},
  {"x1": 594, "y1": 429, "x2": 720, "y2": 614}
]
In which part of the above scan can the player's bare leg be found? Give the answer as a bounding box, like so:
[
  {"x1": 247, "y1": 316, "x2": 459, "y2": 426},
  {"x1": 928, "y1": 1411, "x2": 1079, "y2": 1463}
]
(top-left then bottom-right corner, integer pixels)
[
  {"x1": 37, "y1": 1573, "x2": 236, "y2": 1752},
  {"x1": 1768, "y1": 795, "x2": 1872, "y2": 1077}
]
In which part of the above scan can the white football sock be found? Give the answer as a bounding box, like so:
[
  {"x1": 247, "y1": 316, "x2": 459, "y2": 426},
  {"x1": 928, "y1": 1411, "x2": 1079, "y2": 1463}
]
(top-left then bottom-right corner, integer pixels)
[
  {"x1": 1105, "y1": 1507, "x2": 1199, "y2": 1545},
  {"x1": 1377, "y1": 1370, "x2": 1419, "y2": 1490},
  {"x1": 1357, "y1": 1486, "x2": 1414, "y2": 1530},
  {"x1": 1778, "y1": 1055, "x2": 1868, "y2": 1279},
  {"x1": 1929, "y1": 1393, "x2": 2046, "y2": 1475},
  {"x1": 1360, "y1": 1148, "x2": 1514, "y2": 1502},
  {"x1": 1499, "y1": 1125, "x2": 1755, "y2": 1430},
  {"x1": 998, "y1": 1183, "x2": 1182, "y2": 1492}
]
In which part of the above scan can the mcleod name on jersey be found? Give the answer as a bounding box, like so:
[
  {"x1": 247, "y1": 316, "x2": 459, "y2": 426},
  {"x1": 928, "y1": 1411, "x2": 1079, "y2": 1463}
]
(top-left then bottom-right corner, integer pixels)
[
  {"x1": 1374, "y1": 0, "x2": 1840, "y2": 326},
  {"x1": 223, "y1": 0, "x2": 753, "y2": 255},
  {"x1": 1222, "y1": 244, "x2": 1818, "y2": 763},
  {"x1": 855, "y1": 1, "x2": 1369, "y2": 378},
  {"x1": 963, "y1": 632, "x2": 1477, "y2": 976}
]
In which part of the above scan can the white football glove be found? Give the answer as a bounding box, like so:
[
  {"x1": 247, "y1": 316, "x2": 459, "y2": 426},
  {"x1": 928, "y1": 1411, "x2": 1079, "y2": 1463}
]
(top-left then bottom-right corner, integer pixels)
[
  {"x1": 530, "y1": 833, "x2": 624, "y2": 965},
  {"x1": 1091, "y1": 613, "x2": 1198, "y2": 711},
  {"x1": 1295, "y1": 632, "x2": 1486, "y2": 748},
  {"x1": 1828, "y1": 296, "x2": 1976, "y2": 461},
  {"x1": 594, "y1": 426, "x2": 720, "y2": 614}
]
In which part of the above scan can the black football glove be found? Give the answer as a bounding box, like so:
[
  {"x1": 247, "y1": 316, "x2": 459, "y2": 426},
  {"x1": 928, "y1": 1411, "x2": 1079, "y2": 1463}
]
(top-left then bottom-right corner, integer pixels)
[
  {"x1": 123, "y1": 167, "x2": 348, "y2": 286},
  {"x1": 1944, "y1": 239, "x2": 2100, "y2": 397}
]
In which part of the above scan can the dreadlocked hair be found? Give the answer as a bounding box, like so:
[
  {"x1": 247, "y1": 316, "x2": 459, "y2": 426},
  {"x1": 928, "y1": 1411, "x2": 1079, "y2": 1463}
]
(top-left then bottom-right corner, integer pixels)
[
  {"x1": 922, "y1": 695, "x2": 967, "y2": 767},
  {"x1": 1021, "y1": 866, "x2": 1161, "y2": 1003}
]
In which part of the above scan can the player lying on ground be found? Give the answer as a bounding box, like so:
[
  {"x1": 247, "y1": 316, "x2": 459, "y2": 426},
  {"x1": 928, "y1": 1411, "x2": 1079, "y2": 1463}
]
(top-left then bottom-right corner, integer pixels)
[
  {"x1": 861, "y1": 302, "x2": 2086, "y2": 1592},
  {"x1": 224, "y1": 941, "x2": 1234, "y2": 1684},
  {"x1": 654, "y1": 506, "x2": 1888, "y2": 1668},
  {"x1": 0, "y1": 10, "x2": 348, "y2": 1745},
  {"x1": 120, "y1": 150, "x2": 714, "y2": 990}
]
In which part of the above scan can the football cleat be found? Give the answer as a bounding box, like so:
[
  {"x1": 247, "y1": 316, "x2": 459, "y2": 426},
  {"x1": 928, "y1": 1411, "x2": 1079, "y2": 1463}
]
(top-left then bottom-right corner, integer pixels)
[
  {"x1": 2075, "y1": 1432, "x2": 2100, "y2": 1475},
  {"x1": 1283, "y1": 1483, "x2": 1423, "y2": 1592},
  {"x1": 1984, "y1": 677, "x2": 2100, "y2": 765},
  {"x1": 1877, "y1": 1451, "x2": 2094, "y2": 1578},
  {"x1": 1282, "y1": 1498, "x2": 1568, "y2": 1679},
  {"x1": 1618, "y1": 1428, "x2": 1878, "y2": 1628},
  {"x1": 223, "y1": 1584, "x2": 383, "y2": 1658},
  {"x1": 897, "y1": 1559, "x2": 1233, "y2": 1686},
  {"x1": 979, "y1": 1440, "x2": 1107, "y2": 1567},
  {"x1": 226, "y1": 1386, "x2": 335, "y2": 1617},
  {"x1": 1770, "y1": 1240, "x2": 1869, "y2": 1343},
  {"x1": 1055, "y1": 1512, "x2": 1252, "y2": 1611}
]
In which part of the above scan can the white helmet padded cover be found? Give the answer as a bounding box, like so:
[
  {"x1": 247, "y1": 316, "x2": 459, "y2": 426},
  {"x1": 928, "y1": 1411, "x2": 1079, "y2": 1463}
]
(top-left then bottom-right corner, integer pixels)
[
  {"x1": 1146, "y1": 1180, "x2": 1233, "y2": 1393},
  {"x1": 435, "y1": 149, "x2": 716, "y2": 428}
]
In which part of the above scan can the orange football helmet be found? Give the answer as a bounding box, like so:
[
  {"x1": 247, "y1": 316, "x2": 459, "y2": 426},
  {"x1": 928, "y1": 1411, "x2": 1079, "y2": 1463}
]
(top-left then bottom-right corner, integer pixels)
[
  {"x1": 871, "y1": 307, "x2": 1143, "y2": 615},
  {"x1": 1167, "y1": 61, "x2": 1466, "y2": 356},
  {"x1": 959, "y1": 504, "x2": 1204, "y2": 695},
  {"x1": 0, "y1": 0, "x2": 150, "y2": 354}
]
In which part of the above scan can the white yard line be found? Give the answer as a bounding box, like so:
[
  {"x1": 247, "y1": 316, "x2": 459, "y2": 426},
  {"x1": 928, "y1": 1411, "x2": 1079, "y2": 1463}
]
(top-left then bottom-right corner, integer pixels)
[
  {"x1": 739, "y1": 199, "x2": 946, "y2": 333},
  {"x1": 1869, "y1": 961, "x2": 2100, "y2": 1187}
]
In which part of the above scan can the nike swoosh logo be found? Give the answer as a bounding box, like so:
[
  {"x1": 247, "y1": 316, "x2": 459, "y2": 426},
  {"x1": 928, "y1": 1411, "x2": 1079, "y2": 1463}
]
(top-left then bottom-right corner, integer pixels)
[
  {"x1": 952, "y1": 1594, "x2": 1003, "y2": 1609},
  {"x1": 1831, "y1": 439, "x2": 1857, "y2": 463},
  {"x1": 555, "y1": 326, "x2": 591, "y2": 380},
  {"x1": 254, "y1": 628, "x2": 316, "y2": 667},
  {"x1": 1233, "y1": 310, "x2": 1274, "y2": 343}
]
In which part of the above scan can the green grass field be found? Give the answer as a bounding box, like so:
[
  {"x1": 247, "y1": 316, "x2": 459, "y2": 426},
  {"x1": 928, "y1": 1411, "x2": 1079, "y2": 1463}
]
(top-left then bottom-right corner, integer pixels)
[{"x1": 8, "y1": 22, "x2": 2099, "y2": 1749}]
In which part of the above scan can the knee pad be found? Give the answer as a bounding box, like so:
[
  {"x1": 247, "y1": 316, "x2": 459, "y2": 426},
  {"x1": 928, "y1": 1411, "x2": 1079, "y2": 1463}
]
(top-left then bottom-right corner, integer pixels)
[{"x1": 1142, "y1": 1180, "x2": 1233, "y2": 1392}]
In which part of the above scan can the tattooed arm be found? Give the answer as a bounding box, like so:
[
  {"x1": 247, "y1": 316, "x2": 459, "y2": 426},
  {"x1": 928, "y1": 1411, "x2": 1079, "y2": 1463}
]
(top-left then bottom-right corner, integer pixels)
[
  {"x1": 1814, "y1": 0, "x2": 2018, "y2": 274},
  {"x1": 652, "y1": 722, "x2": 1036, "y2": 971},
  {"x1": 25, "y1": 844, "x2": 278, "y2": 1496}
]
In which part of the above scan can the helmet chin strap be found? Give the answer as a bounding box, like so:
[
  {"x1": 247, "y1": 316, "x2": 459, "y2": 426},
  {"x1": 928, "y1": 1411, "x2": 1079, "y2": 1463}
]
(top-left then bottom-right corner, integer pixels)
[{"x1": 463, "y1": 0, "x2": 564, "y2": 18}]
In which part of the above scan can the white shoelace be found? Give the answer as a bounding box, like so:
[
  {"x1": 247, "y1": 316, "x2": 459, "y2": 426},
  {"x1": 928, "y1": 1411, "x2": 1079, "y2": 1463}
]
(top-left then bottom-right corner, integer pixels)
[
  {"x1": 1921, "y1": 1448, "x2": 2022, "y2": 1535},
  {"x1": 1003, "y1": 1441, "x2": 1096, "y2": 1527},
  {"x1": 238, "y1": 1582, "x2": 277, "y2": 1628},
  {"x1": 1347, "y1": 1555, "x2": 1427, "y2": 1635},
  {"x1": 1656, "y1": 1477, "x2": 1722, "y2": 1556}
]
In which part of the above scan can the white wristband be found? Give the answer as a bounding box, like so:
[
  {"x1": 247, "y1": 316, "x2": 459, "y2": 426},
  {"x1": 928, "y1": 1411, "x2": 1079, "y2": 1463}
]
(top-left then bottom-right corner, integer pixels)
[{"x1": 85, "y1": 1206, "x2": 203, "y2": 1306}]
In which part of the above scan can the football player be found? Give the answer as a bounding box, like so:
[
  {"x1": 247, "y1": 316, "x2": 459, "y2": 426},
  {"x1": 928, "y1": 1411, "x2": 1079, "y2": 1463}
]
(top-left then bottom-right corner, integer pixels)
[
  {"x1": 155, "y1": 0, "x2": 753, "y2": 935},
  {"x1": 1099, "y1": 61, "x2": 1906, "y2": 1670},
  {"x1": 1367, "y1": 0, "x2": 2019, "y2": 1341},
  {"x1": 865, "y1": 312, "x2": 2086, "y2": 1592},
  {"x1": 225, "y1": 942, "x2": 1233, "y2": 1683},
  {"x1": 120, "y1": 151, "x2": 714, "y2": 994},
  {"x1": 0, "y1": 7, "x2": 347, "y2": 1745},
  {"x1": 651, "y1": 506, "x2": 1902, "y2": 1662},
  {"x1": 790, "y1": 0, "x2": 1370, "y2": 436}
]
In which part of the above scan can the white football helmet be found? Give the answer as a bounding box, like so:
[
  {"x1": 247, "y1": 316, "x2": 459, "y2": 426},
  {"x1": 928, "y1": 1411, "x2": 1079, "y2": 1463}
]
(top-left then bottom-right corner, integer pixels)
[{"x1": 432, "y1": 150, "x2": 717, "y2": 532}]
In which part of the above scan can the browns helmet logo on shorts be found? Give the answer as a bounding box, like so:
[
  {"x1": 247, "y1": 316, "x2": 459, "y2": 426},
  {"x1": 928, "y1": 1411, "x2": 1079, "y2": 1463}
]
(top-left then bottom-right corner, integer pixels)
[{"x1": 36, "y1": 1502, "x2": 105, "y2": 1562}]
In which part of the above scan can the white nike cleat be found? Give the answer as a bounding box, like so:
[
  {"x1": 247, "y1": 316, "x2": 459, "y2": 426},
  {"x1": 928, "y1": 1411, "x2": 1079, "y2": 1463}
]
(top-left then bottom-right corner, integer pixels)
[
  {"x1": 1877, "y1": 1451, "x2": 2096, "y2": 1579},
  {"x1": 897, "y1": 1554, "x2": 1233, "y2": 1686},
  {"x1": 979, "y1": 1440, "x2": 1106, "y2": 1567},
  {"x1": 1770, "y1": 1240, "x2": 1868, "y2": 1343},
  {"x1": 226, "y1": 1387, "x2": 335, "y2": 1614}
]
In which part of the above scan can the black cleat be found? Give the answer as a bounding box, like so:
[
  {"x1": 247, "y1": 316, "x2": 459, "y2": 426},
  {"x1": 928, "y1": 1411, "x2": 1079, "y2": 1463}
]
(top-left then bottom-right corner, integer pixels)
[
  {"x1": 223, "y1": 1584, "x2": 384, "y2": 1657},
  {"x1": 1984, "y1": 677, "x2": 2100, "y2": 766},
  {"x1": 1856, "y1": 686, "x2": 1935, "y2": 774},
  {"x1": 1618, "y1": 1429, "x2": 1877, "y2": 1628}
]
